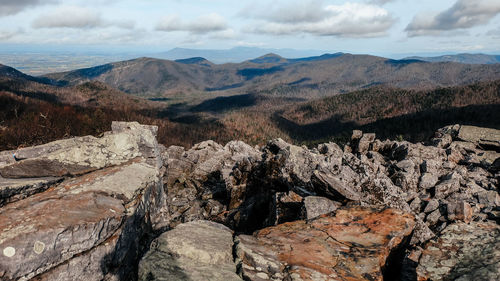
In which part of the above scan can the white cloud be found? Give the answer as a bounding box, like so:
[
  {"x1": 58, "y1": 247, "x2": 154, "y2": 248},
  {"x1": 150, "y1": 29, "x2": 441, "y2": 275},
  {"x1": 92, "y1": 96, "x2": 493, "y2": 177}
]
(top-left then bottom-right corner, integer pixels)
[
  {"x1": 406, "y1": 0, "x2": 500, "y2": 37},
  {"x1": 32, "y1": 6, "x2": 102, "y2": 28},
  {"x1": 0, "y1": 0, "x2": 55, "y2": 16},
  {"x1": 156, "y1": 13, "x2": 228, "y2": 34},
  {"x1": 0, "y1": 30, "x2": 17, "y2": 41},
  {"x1": 487, "y1": 27, "x2": 500, "y2": 38},
  {"x1": 246, "y1": 2, "x2": 395, "y2": 38},
  {"x1": 31, "y1": 6, "x2": 135, "y2": 29},
  {"x1": 369, "y1": 0, "x2": 395, "y2": 5}
]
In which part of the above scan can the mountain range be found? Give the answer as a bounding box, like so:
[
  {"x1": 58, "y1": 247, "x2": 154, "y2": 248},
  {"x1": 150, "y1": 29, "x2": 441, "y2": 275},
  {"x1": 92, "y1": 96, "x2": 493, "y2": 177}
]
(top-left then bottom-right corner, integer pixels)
[
  {"x1": 1, "y1": 52, "x2": 500, "y2": 149},
  {"x1": 43, "y1": 53, "x2": 500, "y2": 98},
  {"x1": 154, "y1": 47, "x2": 324, "y2": 63},
  {"x1": 404, "y1": 53, "x2": 500, "y2": 64}
]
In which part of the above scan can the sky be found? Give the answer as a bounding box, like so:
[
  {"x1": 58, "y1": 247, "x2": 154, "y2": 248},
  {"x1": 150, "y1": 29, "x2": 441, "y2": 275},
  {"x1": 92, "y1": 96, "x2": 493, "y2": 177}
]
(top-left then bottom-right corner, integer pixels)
[{"x1": 0, "y1": 0, "x2": 500, "y2": 57}]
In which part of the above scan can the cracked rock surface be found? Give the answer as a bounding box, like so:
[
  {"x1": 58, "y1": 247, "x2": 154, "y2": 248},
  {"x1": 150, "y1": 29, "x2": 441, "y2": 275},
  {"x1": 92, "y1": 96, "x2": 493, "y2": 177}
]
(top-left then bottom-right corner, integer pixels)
[
  {"x1": 0, "y1": 123, "x2": 499, "y2": 281},
  {"x1": 0, "y1": 122, "x2": 167, "y2": 281}
]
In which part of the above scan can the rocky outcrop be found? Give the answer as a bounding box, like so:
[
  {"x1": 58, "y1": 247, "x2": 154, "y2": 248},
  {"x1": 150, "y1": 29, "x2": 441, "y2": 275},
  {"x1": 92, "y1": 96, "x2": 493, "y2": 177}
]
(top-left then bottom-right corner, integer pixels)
[
  {"x1": 0, "y1": 122, "x2": 166, "y2": 280},
  {"x1": 1, "y1": 123, "x2": 499, "y2": 280},
  {"x1": 236, "y1": 207, "x2": 415, "y2": 281},
  {"x1": 138, "y1": 220, "x2": 241, "y2": 281}
]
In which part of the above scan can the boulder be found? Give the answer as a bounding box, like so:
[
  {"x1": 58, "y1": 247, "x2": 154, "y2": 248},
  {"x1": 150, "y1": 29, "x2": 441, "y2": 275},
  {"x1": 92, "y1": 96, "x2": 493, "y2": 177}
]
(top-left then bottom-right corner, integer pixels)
[
  {"x1": 0, "y1": 122, "x2": 167, "y2": 280},
  {"x1": 138, "y1": 220, "x2": 241, "y2": 281},
  {"x1": 417, "y1": 222, "x2": 500, "y2": 281},
  {"x1": 302, "y1": 196, "x2": 341, "y2": 220},
  {"x1": 457, "y1": 125, "x2": 500, "y2": 151},
  {"x1": 446, "y1": 201, "x2": 473, "y2": 223},
  {"x1": 267, "y1": 191, "x2": 303, "y2": 225},
  {"x1": 0, "y1": 122, "x2": 160, "y2": 178},
  {"x1": 236, "y1": 207, "x2": 415, "y2": 281}
]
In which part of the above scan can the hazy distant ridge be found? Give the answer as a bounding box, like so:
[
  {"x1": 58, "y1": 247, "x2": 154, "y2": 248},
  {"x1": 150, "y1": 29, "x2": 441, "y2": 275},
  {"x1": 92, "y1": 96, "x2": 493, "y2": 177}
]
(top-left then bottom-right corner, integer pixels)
[{"x1": 404, "y1": 53, "x2": 500, "y2": 64}]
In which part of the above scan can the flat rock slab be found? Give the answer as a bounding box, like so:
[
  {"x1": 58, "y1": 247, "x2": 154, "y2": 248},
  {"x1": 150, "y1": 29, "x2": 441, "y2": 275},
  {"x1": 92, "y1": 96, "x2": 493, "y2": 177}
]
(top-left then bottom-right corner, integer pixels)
[
  {"x1": 0, "y1": 121, "x2": 159, "y2": 179},
  {"x1": 0, "y1": 176, "x2": 62, "y2": 207},
  {"x1": 139, "y1": 220, "x2": 242, "y2": 281},
  {"x1": 417, "y1": 222, "x2": 500, "y2": 281},
  {"x1": 458, "y1": 125, "x2": 500, "y2": 150},
  {"x1": 236, "y1": 207, "x2": 415, "y2": 281},
  {"x1": 0, "y1": 190, "x2": 125, "y2": 280}
]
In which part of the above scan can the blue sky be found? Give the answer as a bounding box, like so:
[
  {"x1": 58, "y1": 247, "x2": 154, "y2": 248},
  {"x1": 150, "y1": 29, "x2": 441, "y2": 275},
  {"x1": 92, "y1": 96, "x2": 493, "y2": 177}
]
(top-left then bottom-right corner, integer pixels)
[{"x1": 0, "y1": 0, "x2": 499, "y2": 57}]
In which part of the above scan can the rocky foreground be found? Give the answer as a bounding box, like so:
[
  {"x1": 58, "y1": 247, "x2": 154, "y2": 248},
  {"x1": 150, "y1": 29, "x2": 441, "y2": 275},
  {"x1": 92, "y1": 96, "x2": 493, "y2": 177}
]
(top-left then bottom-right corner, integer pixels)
[{"x1": 0, "y1": 122, "x2": 499, "y2": 281}]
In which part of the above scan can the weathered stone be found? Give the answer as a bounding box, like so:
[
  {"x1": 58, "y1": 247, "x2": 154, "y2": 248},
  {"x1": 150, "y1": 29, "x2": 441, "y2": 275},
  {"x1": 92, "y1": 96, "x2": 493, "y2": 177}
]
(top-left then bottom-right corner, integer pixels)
[
  {"x1": 434, "y1": 179, "x2": 460, "y2": 199},
  {"x1": 418, "y1": 173, "x2": 439, "y2": 190},
  {"x1": 410, "y1": 196, "x2": 422, "y2": 212},
  {"x1": 0, "y1": 176, "x2": 62, "y2": 207},
  {"x1": 236, "y1": 207, "x2": 415, "y2": 281},
  {"x1": 426, "y1": 209, "x2": 442, "y2": 226},
  {"x1": 423, "y1": 199, "x2": 440, "y2": 213},
  {"x1": 0, "y1": 190, "x2": 125, "y2": 280},
  {"x1": 302, "y1": 196, "x2": 341, "y2": 220},
  {"x1": 311, "y1": 170, "x2": 361, "y2": 201},
  {"x1": 358, "y1": 133, "x2": 376, "y2": 153},
  {"x1": 138, "y1": 221, "x2": 241, "y2": 281},
  {"x1": 417, "y1": 222, "x2": 500, "y2": 281},
  {"x1": 478, "y1": 190, "x2": 500, "y2": 207},
  {"x1": 268, "y1": 191, "x2": 303, "y2": 225},
  {"x1": 0, "y1": 122, "x2": 167, "y2": 280},
  {"x1": 457, "y1": 125, "x2": 500, "y2": 151},
  {"x1": 446, "y1": 201, "x2": 473, "y2": 223},
  {"x1": 0, "y1": 121, "x2": 159, "y2": 178}
]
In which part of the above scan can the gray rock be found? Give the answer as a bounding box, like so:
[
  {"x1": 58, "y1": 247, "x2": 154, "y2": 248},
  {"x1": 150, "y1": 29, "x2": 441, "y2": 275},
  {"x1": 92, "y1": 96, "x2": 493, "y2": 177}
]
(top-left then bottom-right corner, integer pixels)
[
  {"x1": 0, "y1": 121, "x2": 159, "y2": 178},
  {"x1": 426, "y1": 209, "x2": 442, "y2": 226},
  {"x1": 447, "y1": 201, "x2": 473, "y2": 223},
  {"x1": 0, "y1": 176, "x2": 62, "y2": 207},
  {"x1": 138, "y1": 220, "x2": 241, "y2": 281},
  {"x1": 0, "y1": 122, "x2": 167, "y2": 280},
  {"x1": 434, "y1": 179, "x2": 461, "y2": 200},
  {"x1": 311, "y1": 170, "x2": 361, "y2": 201},
  {"x1": 457, "y1": 125, "x2": 500, "y2": 150},
  {"x1": 358, "y1": 133, "x2": 376, "y2": 153},
  {"x1": 424, "y1": 199, "x2": 440, "y2": 213},
  {"x1": 302, "y1": 196, "x2": 341, "y2": 220},
  {"x1": 267, "y1": 191, "x2": 303, "y2": 225},
  {"x1": 419, "y1": 173, "x2": 439, "y2": 190},
  {"x1": 478, "y1": 190, "x2": 500, "y2": 207},
  {"x1": 417, "y1": 222, "x2": 500, "y2": 281}
]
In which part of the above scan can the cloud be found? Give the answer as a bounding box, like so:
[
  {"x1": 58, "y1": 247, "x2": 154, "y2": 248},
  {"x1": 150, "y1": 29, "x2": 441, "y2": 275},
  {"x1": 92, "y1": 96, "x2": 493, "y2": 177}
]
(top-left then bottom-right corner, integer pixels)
[
  {"x1": 32, "y1": 6, "x2": 135, "y2": 29},
  {"x1": 0, "y1": 0, "x2": 54, "y2": 16},
  {"x1": 406, "y1": 0, "x2": 500, "y2": 37},
  {"x1": 244, "y1": 1, "x2": 395, "y2": 38},
  {"x1": 156, "y1": 13, "x2": 228, "y2": 34},
  {"x1": 0, "y1": 30, "x2": 17, "y2": 41},
  {"x1": 245, "y1": 0, "x2": 330, "y2": 24},
  {"x1": 487, "y1": 27, "x2": 500, "y2": 38},
  {"x1": 369, "y1": 0, "x2": 395, "y2": 5}
]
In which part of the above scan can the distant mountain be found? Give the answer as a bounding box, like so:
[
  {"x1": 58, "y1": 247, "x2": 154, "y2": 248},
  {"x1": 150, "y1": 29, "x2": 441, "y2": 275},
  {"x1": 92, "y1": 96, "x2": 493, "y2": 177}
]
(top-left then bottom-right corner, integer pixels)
[
  {"x1": 404, "y1": 53, "x2": 500, "y2": 64},
  {"x1": 0, "y1": 64, "x2": 153, "y2": 109},
  {"x1": 0, "y1": 63, "x2": 53, "y2": 85},
  {"x1": 155, "y1": 47, "x2": 324, "y2": 64},
  {"x1": 174, "y1": 57, "x2": 214, "y2": 67},
  {"x1": 43, "y1": 53, "x2": 500, "y2": 98}
]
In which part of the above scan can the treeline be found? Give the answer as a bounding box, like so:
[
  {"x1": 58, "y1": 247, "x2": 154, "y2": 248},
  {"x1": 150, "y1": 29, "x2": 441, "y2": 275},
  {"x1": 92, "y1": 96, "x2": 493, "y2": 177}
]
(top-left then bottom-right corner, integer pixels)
[
  {"x1": 1, "y1": 79, "x2": 500, "y2": 151},
  {"x1": 0, "y1": 92, "x2": 232, "y2": 151},
  {"x1": 277, "y1": 80, "x2": 500, "y2": 145}
]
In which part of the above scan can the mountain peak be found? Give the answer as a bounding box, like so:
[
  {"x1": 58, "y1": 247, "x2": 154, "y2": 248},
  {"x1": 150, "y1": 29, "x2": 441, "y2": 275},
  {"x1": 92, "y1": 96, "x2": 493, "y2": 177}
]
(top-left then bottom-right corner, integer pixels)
[
  {"x1": 175, "y1": 57, "x2": 213, "y2": 66},
  {"x1": 250, "y1": 53, "x2": 287, "y2": 64}
]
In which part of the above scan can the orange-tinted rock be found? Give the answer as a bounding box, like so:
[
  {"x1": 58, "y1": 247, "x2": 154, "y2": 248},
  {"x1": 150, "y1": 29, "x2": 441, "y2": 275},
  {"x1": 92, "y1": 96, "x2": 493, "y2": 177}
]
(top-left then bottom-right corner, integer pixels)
[{"x1": 236, "y1": 207, "x2": 415, "y2": 281}]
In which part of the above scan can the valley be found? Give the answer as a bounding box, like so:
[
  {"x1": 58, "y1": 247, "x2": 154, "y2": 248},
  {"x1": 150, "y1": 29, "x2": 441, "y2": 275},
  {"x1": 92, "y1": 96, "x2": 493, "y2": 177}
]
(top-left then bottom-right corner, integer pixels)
[{"x1": 1, "y1": 53, "x2": 499, "y2": 150}]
